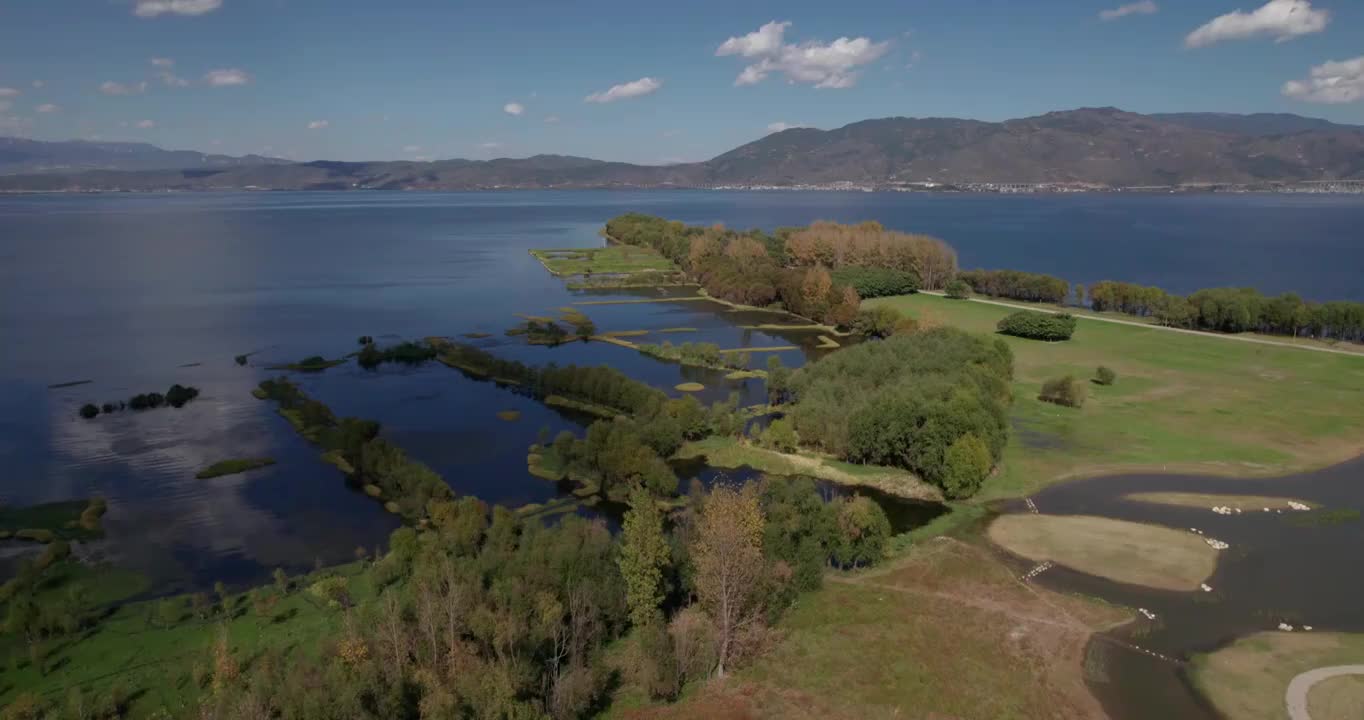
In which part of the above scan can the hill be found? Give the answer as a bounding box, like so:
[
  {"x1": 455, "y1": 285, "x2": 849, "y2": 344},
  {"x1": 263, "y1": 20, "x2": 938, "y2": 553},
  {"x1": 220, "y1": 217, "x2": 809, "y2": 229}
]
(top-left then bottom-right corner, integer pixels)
[
  {"x1": 2, "y1": 108, "x2": 1362, "y2": 190},
  {"x1": 0, "y1": 137, "x2": 289, "y2": 175}
]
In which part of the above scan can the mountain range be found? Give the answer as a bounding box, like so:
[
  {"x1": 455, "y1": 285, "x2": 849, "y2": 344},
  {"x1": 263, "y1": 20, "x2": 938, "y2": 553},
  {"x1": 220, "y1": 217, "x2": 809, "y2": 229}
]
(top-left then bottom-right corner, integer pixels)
[{"x1": 2, "y1": 108, "x2": 1362, "y2": 191}]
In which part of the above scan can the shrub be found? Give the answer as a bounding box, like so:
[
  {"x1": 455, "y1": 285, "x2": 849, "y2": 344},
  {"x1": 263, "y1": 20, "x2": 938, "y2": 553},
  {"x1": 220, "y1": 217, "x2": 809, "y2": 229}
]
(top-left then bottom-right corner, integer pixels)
[
  {"x1": 234, "y1": 354, "x2": 248, "y2": 366},
  {"x1": 944, "y1": 278, "x2": 971, "y2": 299},
  {"x1": 850, "y1": 306, "x2": 901, "y2": 339},
  {"x1": 357, "y1": 335, "x2": 374, "y2": 345},
  {"x1": 1039, "y1": 376, "x2": 1087, "y2": 408},
  {"x1": 996, "y1": 310, "x2": 1077, "y2": 341},
  {"x1": 759, "y1": 417, "x2": 799, "y2": 453},
  {"x1": 831, "y1": 266, "x2": 920, "y2": 299},
  {"x1": 100, "y1": 403, "x2": 116, "y2": 414},
  {"x1": 941, "y1": 433, "x2": 992, "y2": 499},
  {"x1": 79, "y1": 404, "x2": 99, "y2": 419},
  {"x1": 166, "y1": 384, "x2": 200, "y2": 408},
  {"x1": 1094, "y1": 366, "x2": 1117, "y2": 386},
  {"x1": 834, "y1": 496, "x2": 891, "y2": 568}
]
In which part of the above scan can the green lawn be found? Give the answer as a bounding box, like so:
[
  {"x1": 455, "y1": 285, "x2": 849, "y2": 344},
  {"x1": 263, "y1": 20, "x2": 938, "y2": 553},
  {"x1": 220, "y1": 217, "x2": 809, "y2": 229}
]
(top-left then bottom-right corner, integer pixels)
[
  {"x1": 1191, "y1": 631, "x2": 1364, "y2": 720},
  {"x1": 530, "y1": 246, "x2": 677, "y2": 276},
  {"x1": 865, "y1": 294, "x2": 1364, "y2": 500}
]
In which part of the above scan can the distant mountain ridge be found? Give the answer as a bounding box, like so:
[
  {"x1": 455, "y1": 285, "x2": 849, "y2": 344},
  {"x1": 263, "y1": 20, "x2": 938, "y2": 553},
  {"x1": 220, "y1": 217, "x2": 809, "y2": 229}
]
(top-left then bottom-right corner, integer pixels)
[
  {"x1": 0, "y1": 137, "x2": 289, "y2": 174},
  {"x1": 2, "y1": 108, "x2": 1362, "y2": 190}
]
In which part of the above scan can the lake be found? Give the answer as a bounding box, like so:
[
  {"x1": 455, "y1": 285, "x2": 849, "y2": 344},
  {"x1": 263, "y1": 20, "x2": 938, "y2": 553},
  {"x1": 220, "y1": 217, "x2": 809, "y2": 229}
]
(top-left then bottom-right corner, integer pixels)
[{"x1": 2, "y1": 190, "x2": 1362, "y2": 594}]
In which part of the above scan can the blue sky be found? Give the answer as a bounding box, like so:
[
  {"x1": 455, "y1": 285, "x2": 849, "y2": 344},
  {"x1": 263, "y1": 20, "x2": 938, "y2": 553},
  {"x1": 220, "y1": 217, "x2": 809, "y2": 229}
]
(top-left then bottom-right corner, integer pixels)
[{"x1": 1, "y1": 0, "x2": 1361, "y2": 163}]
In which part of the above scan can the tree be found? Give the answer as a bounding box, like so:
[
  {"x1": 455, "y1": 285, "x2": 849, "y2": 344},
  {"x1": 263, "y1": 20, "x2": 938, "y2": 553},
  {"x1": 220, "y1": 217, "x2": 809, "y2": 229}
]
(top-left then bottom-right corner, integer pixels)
[
  {"x1": 850, "y1": 306, "x2": 901, "y2": 339},
  {"x1": 941, "y1": 433, "x2": 992, "y2": 499},
  {"x1": 618, "y1": 489, "x2": 671, "y2": 628},
  {"x1": 765, "y1": 356, "x2": 791, "y2": 405},
  {"x1": 759, "y1": 417, "x2": 798, "y2": 453},
  {"x1": 79, "y1": 404, "x2": 99, "y2": 419},
  {"x1": 691, "y1": 484, "x2": 767, "y2": 677},
  {"x1": 834, "y1": 496, "x2": 891, "y2": 568},
  {"x1": 944, "y1": 278, "x2": 971, "y2": 299},
  {"x1": 1094, "y1": 366, "x2": 1117, "y2": 386}
]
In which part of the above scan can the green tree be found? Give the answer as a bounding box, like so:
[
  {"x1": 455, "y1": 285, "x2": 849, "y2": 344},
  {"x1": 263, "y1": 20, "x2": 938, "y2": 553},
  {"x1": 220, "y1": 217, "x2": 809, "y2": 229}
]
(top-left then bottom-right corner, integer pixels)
[
  {"x1": 834, "y1": 496, "x2": 891, "y2": 568},
  {"x1": 941, "y1": 433, "x2": 992, "y2": 499},
  {"x1": 619, "y1": 490, "x2": 671, "y2": 627},
  {"x1": 1094, "y1": 366, "x2": 1117, "y2": 386},
  {"x1": 850, "y1": 306, "x2": 901, "y2": 339}
]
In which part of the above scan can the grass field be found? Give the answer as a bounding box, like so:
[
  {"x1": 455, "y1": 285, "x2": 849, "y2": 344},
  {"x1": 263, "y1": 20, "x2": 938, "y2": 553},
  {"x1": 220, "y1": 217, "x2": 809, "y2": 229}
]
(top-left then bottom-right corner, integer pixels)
[
  {"x1": 865, "y1": 294, "x2": 1364, "y2": 500},
  {"x1": 987, "y1": 514, "x2": 1218, "y2": 591},
  {"x1": 1124, "y1": 491, "x2": 1316, "y2": 511},
  {"x1": 677, "y1": 436, "x2": 942, "y2": 501},
  {"x1": 531, "y1": 246, "x2": 677, "y2": 276},
  {"x1": 1191, "y1": 631, "x2": 1364, "y2": 720},
  {"x1": 613, "y1": 538, "x2": 1129, "y2": 720}
]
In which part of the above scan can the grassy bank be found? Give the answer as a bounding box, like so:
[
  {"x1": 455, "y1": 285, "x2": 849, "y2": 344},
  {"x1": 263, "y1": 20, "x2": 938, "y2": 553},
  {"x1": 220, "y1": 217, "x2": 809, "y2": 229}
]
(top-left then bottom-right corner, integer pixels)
[
  {"x1": 987, "y1": 514, "x2": 1218, "y2": 591},
  {"x1": 1124, "y1": 491, "x2": 1317, "y2": 511},
  {"x1": 676, "y1": 436, "x2": 942, "y2": 502},
  {"x1": 1192, "y1": 631, "x2": 1364, "y2": 720},
  {"x1": 530, "y1": 246, "x2": 677, "y2": 276},
  {"x1": 865, "y1": 294, "x2": 1364, "y2": 499}
]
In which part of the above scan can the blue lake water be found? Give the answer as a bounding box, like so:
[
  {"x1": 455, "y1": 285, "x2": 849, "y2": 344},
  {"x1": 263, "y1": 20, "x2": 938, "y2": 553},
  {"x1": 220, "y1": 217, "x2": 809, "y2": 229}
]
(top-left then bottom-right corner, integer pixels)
[{"x1": 1, "y1": 190, "x2": 1362, "y2": 593}]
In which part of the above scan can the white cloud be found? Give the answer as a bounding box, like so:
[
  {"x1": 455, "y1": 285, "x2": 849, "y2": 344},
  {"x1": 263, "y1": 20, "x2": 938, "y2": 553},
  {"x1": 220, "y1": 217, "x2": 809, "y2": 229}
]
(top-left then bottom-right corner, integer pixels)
[
  {"x1": 1185, "y1": 0, "x2": 1328, "y2": 48},
  {"x1": 543, "y1": 114, "x2": 561, "y2": 124},
  {"x1": 0, "y1": 101, "x2": 11, "y2": 113},
  {"x1": 1283, "y1": 56, "x2": 1364, "y2": 104},
  {"x1": 135, "y1": 119, "x2": 156, "y2": 129},
  {"x1": 0, "y1": 115, "x2": 33, "y2": 135},
  {"x1": 717, "y1": 21, "x2": 889, "y2": 89},
  {"x1": 31, "y1": 80, "x2": 44, "y2": 89},
  {"x1": 0, "y1": 88, "x2": 20, "y2": 98},
  {"x1": 99, "y1": 80, "x2": 148, "y2": 96},
  {"x1": 134, "y1": 0, "x2": 222, "y2": 18},
  {"x1": 584, "y1": 76, "x2": 662, "y2": 103},
  {"x1": 717, "y1": 20, "x2": 791, "y2": 57},
  {"x1": 203, "y1": 68, "x2": 250, "y2": 86},
  {"x1": 766, "y1": 121, "x2": 807, "y2": 133},
  {"x1": 306, "y1": 120, "x2": 329, "y2": 129},
  {"x1": 210, "y1": 139, "x2": 223, "y2": 145},
  {"x1": 503, "y1": 102, "x2": 525, "y2": 116},
  {"x1": 151, "y1": 57, "x2": 175, "y2": 67},
  {"x1": 1100, "y1": 1, "x2": 1158, "y2": 21},
  {"x1": 36, "y1": 103, "x2": 59, "y2": 113},
  {"x1": 160, "y1": 73, "x2": 190, "y2": 87},
  {"x1": 403, "y1": 145, "x2": 422, "y2": 153},
  {"x1": 477, "y1": 141, "x2": 503, "y2": 150}
]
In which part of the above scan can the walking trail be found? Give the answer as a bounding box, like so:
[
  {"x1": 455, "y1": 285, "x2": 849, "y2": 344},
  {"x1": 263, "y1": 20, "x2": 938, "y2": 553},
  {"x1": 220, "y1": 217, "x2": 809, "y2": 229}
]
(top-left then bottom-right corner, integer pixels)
[
  {"x1": 1285, "y1": 665, "x2": 1364, "y2": 720},
  {"x1": 919, "y1": 292, "x2": 1364, "y2": 358}
]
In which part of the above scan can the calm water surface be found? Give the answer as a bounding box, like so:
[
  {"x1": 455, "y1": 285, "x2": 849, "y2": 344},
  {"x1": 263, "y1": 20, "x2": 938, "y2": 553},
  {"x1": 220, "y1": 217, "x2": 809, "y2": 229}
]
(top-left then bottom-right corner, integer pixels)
[{"x1": 2, "y1": 190, "x2": 1362, "y2": 596}]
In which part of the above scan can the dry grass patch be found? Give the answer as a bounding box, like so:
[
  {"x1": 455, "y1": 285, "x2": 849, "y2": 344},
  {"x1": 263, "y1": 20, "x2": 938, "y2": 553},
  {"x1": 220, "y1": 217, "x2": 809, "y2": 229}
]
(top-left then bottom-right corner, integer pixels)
[
  {"x1": 1192, "y1": 632, "x2": 1364, "y2": 720},
  {"x1": 988, "y1": 514, "x2": 1217, "y2": 591},
  {"x1": 1125, "y1": 491, "x2": 1316, "y2": 511}
]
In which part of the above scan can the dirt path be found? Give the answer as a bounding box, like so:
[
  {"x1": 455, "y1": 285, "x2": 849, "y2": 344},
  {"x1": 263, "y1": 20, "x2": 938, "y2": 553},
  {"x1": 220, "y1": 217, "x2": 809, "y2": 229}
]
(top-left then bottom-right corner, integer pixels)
[
  {"x1": 1285, "y1": 665, "x2": 1364, "y2": 720},
  {"x1": 919, "y1": 291, "x2": 1364, "y2": 358}
]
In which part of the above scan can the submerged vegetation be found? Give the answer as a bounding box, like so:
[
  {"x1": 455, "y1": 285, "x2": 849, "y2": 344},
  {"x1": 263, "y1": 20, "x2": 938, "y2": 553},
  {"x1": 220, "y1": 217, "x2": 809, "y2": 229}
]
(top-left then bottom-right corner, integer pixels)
[
  {"x1": 356, "y1": 339, "x2": 438, "y2": 369},
  {"x1": 195, "y1": 457, "x2": 277, "y2": 479}
]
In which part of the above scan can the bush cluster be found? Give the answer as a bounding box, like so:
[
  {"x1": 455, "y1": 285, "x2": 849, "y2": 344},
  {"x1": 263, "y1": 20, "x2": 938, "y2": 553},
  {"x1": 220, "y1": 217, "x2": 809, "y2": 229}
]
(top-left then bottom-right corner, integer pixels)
[{"x1": 996, "y1": 310, "x2": 1077, "y2": 341}]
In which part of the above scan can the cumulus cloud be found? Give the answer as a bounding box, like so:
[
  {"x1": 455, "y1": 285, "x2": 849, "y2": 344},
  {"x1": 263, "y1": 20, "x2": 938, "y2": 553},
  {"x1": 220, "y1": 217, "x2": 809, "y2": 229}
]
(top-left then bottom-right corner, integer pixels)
[
  {"x1": 150, "y1": 57, "x2": 175, "y2": 67},
  {"x1": 0, "y1": 88, "x2": 20, "y2": 100},
  {"x1": 36, "y1": 104, "x2": 59, "y2": 113},
  {"x1": 135, "y1": 119, "x2": 156, "y2": 129},
  {"x1": 503, "y1": 102, "x2": 525, "y2": 116},
  {"x1": 203, "y1": 68, "x2": 250, "y2": 86},
  {"x1": 32, "y1": 80, "x2": 44, "y2": 89},
  {"x1": 100, "y1": 80, "x2": 148, "y2": 96},
  {"x1": 306, "y1": 120, "x2": 329, "y2": 129},
  {"x1": 717, "y1": 20, "x2": 889, "y2": 89},
  {"x1": 584, "y1": 77, "x2": 662, "y2": 103},
  {"x1": 766, "y1": 121, "x2": 807, "y2": 133},
  {"x1": 402, "y1": 145, "x2": 422, "y2": 153},
  {"x1": 543, "y1": 114, "x2": 561, "y2": 124},
  {"x1": 477, "y1": 141, "x2": 503, "y2": 150},
  {"x1": 134, "y1": 0, "x2": 222, "y2": 17},
  {"x1": 1185, "y1": 0, "x2": 1328, "y2": 48},
  {"x1": 1100, "y1": 1, "x2": 1158, "y2": 21},
  {"x1": 1282, "y1": 56, "x2": 1364, "y2": 104},
  {"x1": 717, "y1": 20, "x2": 791, "y2": 57}
]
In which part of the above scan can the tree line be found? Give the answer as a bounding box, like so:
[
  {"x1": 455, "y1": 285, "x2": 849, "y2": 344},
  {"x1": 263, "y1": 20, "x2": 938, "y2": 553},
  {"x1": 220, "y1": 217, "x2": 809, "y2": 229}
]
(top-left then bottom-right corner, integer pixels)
[
  {"x1": 604, "y1": 214, "x2": 959, "y2": 327},
  {"x1": 957, "y1": 269, "x2": 1069, "y2": 304},
  {"x1": 1085, "y1": 281, "x2": 1364, "y2": 341},
  {"x1": 79, "y1": 384, "x2": 200, "y2": 419}
]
